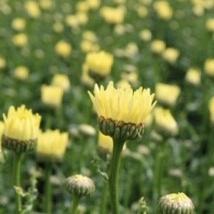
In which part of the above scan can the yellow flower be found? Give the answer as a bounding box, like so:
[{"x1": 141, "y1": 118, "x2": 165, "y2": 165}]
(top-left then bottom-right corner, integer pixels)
[
  {"x1": 185, "y1": 68, "x2": 201, "y2": 85},
  {"x1": 209, "y1": 97, "x2": 214, "y2": 124},
  {"x1": 154, "y1": 107, "x2": 178, "y2": 135},
  {"x1": 14, "y1": 66, "x2": 29, "y2": 80},
  {"x1": 136, "y1": 6, "x2": 148, "y2": 18},
  {"x1": 81, "y1": 31, "x2": 99, "y2": 53},
  {"x1": 2, "y1": 106, "x2": 41, "y2": 152},
  {"x1": 121, "y1": 69, "x2": 139, "y2": 85},
  {"x1": 204, "y1": 58, "x2": 214, "y2": 76},
  {"x1": 65, "y1": 15, "x2": 79, "y2": 28},
  {"x1": 41, "y1": 85, "x2": 64, "y2": 108},
  {"x1": 162, "y1": 48, "x2": 180, "y2": 64},
  {"x1": 98, "y1": 132, "x2": 113, "y2": 153},
  {"x1": 124, "y1": 42, "x2": 139, "y2": 58},
  {"x1": 53, "y1": 22, "x2": 64, "y2": 33},
  {"x1": 81, "y1": 63, "x2": 95, "y2": 87},
  {"x1": 192, "y1": 5, "x2": 204, "y2": 16},
  {"x1": 86, "y1": 0, "x2": 100, "y2": 10},
  {"x1": 85, "y1": 51, "x2": 113, "y2": 78},
  {"x1": 37, "y1": 130, "x2": 69, "y2": 161},
  {"x1": 39, "y1": 0, "x2": 53, "y2": 10},
  {"x1": 81, "y1": 40, "x2": 99, "y2": 53},
  {"x1": 51, "y1": 74, "x2": 70, "y2": 92},
  {"x1": 155, "y1": 83, "x2": 180, "y2": 106},
  {"x1": 153, "y1": 1, "x2": 173, "y2": 20},
  {"x1": 98, "y1": 132, "x2": 126, "y2": 154},
  {"x1": 55, "y1": 41, "x2": 72, "y2": 58},
  {"x1": 82, "y1": 31, "x2": 97, "y2": 42},
  {"x1": 139, "y1": 29, "x2": 152, "y2": 42},
  {"x1": 150, "y1": 39, "x2": 166, "y2": 54},
  {"x1": 100, "y1": 6, "x2": 125, "y2": 24},
  {"x1": 12, "y1": 33, "x2": 28, "y2": 47},
  {"x1": 0, "y1": 121, "x2": 4, "y2": 152},
  {"x1": 76, "y1": 12, "x2": 88, "y2": 25},
  {"x1": 206, "y1": 18, "x2": 214, "y2": 32},
  {"x1": 116, "y1": 80, "x2": 132, "y2": 89},
  {"x1": 114, "y1": 24, "x2": 127, "y2": 35},
  {"x1": 76, "y1": 1, "x2": 90, "y2": 12},
  {"x1": 0, "y1": 57, "x2": 6, "y2": 69},
  {"x1": 89, "y1": 81, "x2": 155, "y2": 125},
  {"x1": 65, "y1": 13, "x2": 88, "y2": 28},
  {"x1": 25, "y1": 1, "x2": 41, "y2": 18},
  {"x1": 11, "y1": 18, "x2": 26, "y2": 31}
]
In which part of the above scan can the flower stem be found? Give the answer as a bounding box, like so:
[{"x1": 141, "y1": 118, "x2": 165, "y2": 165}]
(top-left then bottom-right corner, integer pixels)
[
  {"x1": 44, "y1": 163, "x2": 52, "y2": 214},
  {"x1": 70, "y1": 194, "x2": 79, "y2": 214},
  {"x1": 100, "y1": 181, "x2": 108, "y2": 214},
  {"x1": 108, "y1": 139, "x2": 124, "y2": 214},
  {"x1": 153, "y1": 143, "x2": 167, "y2": 204},
  {"x1": 14, "y1": 152, "x2": 23, "y2": 214}
]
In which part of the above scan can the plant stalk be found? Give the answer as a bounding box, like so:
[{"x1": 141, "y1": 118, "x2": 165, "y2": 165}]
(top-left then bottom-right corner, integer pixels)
[
  {"x1": 108, "y1": 139, "x2": 124, "y2": 214},
  {"x1": 44, "y1": 163, "x2": 52, "y2": 214},
  {"x1": 70, "y1": 194, "x2": 79, "y2": 214},
  {"x1": 14, "y1": 152, "x2": 23, "y2": 214}
]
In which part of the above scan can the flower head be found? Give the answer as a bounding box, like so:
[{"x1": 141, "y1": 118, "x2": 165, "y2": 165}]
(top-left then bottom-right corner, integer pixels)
[
  {"x1": 89, "y1": 82, "x2": 155, "y2": 140},
  {"x1": 14, "y1": 66, "x2": 29, "y2": 80},
  {"x1": 89, "y1": 81, "x2": 155, "y2": 124},
  {"x1": 155, "y1": 83, "x2": 180, "y2": 106},
  {"x1": 11, "y1": 18, "x2": 26, "y2": 31},
  {"x1": 151, "y1": 40, "x2": 166, "y2": 54},
  {"x1": 206, "y1": 18, "x2": 214, "y2": 32},
  {"x1": 153, "y1": 1, "x2": 173, "y2": 20},
  {"x1": 12, "y1": 33, "x2": 28, "y2": 47},
  {"x1": 185, "y1": 68, "x2": 201, "y2": 86},
  {"x1": 209, "y1": 97, "x2": 214, "y2": 124},
  {"x1": 41, "y1": 85, "x2": 64, "y2": 108},
  {"x1": 204, "y1": 58, "x2": 214, "y2": 76},
  {"x1": 100, "y1": 6, "x2": 125, "y2": 24},
  {"x1": 51, "y1": 74, "x2": 70, "y2": 92},
  {"x1": 139, "y1": 29, "x2": 152, "y2": 42},
  {"x1": 85, "y1": 51, "x2": 113, "y2": 78},
  {"x1": 159, "y1": 192, "x2": 194, "y2": 214},
  {"x1": 2, "y1": 105, "x2": 41, "y2": 152},
  {"x1": 36, "y1": 130, "x2": 69, "y2": 161},
  {"x1": 162, "y1": 48, "x2": 180, "y2": 64},
  {"x1": 55, "y1": 41, "x2": 72, "y2": 58},
  {"x1": 25, "y1": 1, "x2": 41, "y2": 18},
  {"x1": 154, "y1": 107, "x2": 178, "y2": 135},
  {"x1": 66, "y1": 174, "x2": 95, "y2": 197},
  {"x1": 0, "y1": 57, "x2": 6, "y2": 69}
]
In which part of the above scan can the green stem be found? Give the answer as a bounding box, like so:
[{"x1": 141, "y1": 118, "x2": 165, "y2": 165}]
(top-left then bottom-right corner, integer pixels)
[
  {"x1": 44, "y1": 163, "x2": 52, "y2": 214},
  {"x1": 108, "y1": 139, "x2": 124, "y2": 214},
  {"x1": 100, "y1": 182, "x2": 108, "y2": 214},
  {"x1": 70, "y1": 194, "x2": 79, "y2": 214},
  {"x1": 153, "y1": 143, "x2": 167, "y2": 204},
  {"x1": 14, "y1": 152, "x2": 23, "y2": 214}
]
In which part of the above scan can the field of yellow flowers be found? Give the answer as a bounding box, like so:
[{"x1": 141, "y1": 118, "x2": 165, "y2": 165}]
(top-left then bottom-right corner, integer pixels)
[{"x1": 0, "y1": 0, "x2": 214, "y2": 213}]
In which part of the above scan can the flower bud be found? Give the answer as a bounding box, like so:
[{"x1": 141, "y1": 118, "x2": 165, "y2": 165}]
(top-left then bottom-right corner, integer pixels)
[
  {"x1": 66, "y1": 174, "x2": 95, "y2": 197},
  {"x1": 159, "y1": 192, "x2": 194, "y2": 214}
]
